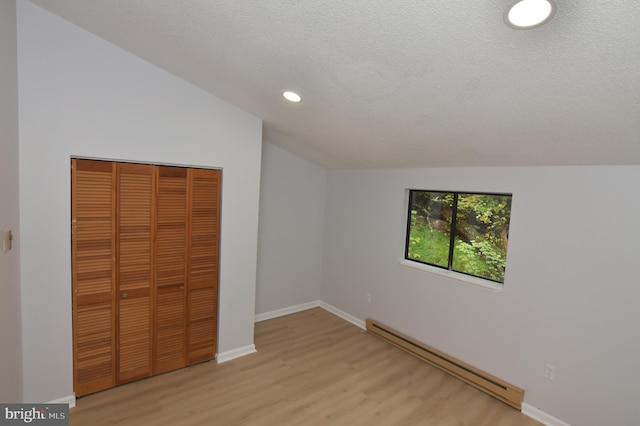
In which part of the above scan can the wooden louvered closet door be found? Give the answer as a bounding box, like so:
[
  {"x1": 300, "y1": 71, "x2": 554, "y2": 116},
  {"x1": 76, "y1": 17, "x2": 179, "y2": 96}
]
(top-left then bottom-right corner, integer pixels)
[
  {"x1": 72, "y1": 159, "x2": 221, "y2": 396},
  {"x1": 116, "y1": 163, "x2": 155, "y2": 384},
  {"x1": 187, "y1": 169, "x2": 221, "y2": 364},
  {"x1": 71, "y1": 159, "x2": 117, "y2": 397},
  {"x1": 155, "y1": 166, "x2": 188, "y2": 374},
  {"x1": 72, "y1": 160, "x2": 220, "y2": 396}
]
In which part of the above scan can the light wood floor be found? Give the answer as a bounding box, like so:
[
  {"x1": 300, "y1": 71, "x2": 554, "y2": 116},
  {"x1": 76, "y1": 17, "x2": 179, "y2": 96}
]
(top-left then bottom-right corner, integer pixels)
[{"x1": 70, "y1": 308, "x2": 541, "y2": 425}]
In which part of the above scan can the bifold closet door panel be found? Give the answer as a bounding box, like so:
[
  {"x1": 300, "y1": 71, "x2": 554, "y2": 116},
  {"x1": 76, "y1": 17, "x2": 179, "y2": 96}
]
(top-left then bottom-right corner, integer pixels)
[
  {"x1": 71, "y1": 159, "x2": 117, "y2": 397},
  {"x1": 116, "y1": 163, "x2": 154, "y2": 384},
  {"x1": 155, "y1": 166, "x2": 188, "y2": 374},
  {"x1": 187, "y1": 169, "x2": 221, "y2": 364}
]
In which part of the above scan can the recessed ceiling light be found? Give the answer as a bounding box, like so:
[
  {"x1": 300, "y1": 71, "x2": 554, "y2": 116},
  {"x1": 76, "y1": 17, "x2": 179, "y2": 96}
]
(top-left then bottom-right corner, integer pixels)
[
  {"x1": 283, "y1": 91, "x2": 302, "y2": 103},
  {"x1": 505, "y1": 0, "x2": 556, "y2": 29}
]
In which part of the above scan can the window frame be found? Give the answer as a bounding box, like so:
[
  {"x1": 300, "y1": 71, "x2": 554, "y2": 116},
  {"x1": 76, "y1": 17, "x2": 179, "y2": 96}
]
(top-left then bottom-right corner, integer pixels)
[{"x1": 403, "y1": 189, "x2": 512, "y2": 288}]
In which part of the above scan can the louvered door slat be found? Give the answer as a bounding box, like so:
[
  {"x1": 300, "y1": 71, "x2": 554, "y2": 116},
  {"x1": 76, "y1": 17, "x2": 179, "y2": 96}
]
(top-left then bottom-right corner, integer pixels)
[
  {"x1": 155, "y1": 167, "x2": 188, "y2": 373},
  {"x1": 187, "y1": 169, "x2": 220, "y2": 364},
  {"x1": 117, "y1": 163, "x2": 154, "y2": 384},
  {"x1": 72, "y1": 159, "x2": 116, "y2": 397}
]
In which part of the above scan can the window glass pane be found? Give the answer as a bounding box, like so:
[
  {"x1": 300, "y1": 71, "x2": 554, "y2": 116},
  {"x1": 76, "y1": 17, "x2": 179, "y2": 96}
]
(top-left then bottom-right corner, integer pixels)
[
  {"x1": 452, "y1": 193, "x2": 512, "y2": 283},
  {"x1": 407, "y1": 191, "x2": 453, "y2": 268}
]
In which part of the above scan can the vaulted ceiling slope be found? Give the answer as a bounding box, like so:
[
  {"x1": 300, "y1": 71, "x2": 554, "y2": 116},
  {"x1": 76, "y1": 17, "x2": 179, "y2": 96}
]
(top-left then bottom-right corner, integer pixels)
[{"x1": 29, "y1": 1, "x2": 640, "y2": 168}]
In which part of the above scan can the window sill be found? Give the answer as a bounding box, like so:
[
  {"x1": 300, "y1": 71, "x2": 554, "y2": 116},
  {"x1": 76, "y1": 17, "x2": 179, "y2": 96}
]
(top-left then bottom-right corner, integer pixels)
[{"x1": 399, "y1": 259, "x2": 504, "y2": 292}]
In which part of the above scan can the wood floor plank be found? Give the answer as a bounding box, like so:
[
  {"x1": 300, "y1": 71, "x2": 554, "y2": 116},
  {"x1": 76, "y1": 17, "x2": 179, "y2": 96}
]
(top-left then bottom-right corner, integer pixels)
[{"x1": 70, "y1": 307, "x2": 541, "y2": 425}]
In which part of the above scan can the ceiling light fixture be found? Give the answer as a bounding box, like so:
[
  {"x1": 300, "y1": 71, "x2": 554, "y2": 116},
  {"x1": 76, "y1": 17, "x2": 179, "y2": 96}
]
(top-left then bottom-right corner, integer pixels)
[
  {"x1": 505, "y1": 0, "x2": 556, "y2": 29},
  {"x1": 283, "y1": 91, "x2": 302, "y2": 103}
]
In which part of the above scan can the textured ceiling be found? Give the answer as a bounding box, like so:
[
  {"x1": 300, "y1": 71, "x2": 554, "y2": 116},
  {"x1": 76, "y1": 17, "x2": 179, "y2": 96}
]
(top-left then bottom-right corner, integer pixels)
[{"x1": 29, "y1": 0, "x2": 640, "y2": 168}]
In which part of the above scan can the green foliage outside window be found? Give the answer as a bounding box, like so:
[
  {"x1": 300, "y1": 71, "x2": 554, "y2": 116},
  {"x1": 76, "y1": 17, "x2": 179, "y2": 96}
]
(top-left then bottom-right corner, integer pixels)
[{"x1": 406, "y1": 190, "x2": 512, "y2": 283}]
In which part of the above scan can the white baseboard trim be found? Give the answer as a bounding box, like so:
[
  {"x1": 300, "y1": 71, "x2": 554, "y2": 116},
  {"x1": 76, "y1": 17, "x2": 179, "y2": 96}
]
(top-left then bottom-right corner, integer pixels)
[
  {"x1": 216, "y1": 344, "x2": 257, "y2": 364},
  {"x1": 254, "y1": 300, "x2": 366, "y2": 331},
  {"x1": 522, "y1": 403, "x2": 571, "y2": 426},
  {"x1": 48, "y1": 394, "x2": 76, "y2": 409},
  {"x1": 319, "y1": 301, "x2": 366, "y2": 330},
  {"x1": 255, "y1": 300, "x2": 321, "y2": 322}
]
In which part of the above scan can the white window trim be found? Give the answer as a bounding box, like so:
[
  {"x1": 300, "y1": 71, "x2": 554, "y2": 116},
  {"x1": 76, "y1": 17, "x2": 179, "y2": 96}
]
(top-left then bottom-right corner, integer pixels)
[{"x1": 399, "y1": 258, "x2": 504, "y2": 292}]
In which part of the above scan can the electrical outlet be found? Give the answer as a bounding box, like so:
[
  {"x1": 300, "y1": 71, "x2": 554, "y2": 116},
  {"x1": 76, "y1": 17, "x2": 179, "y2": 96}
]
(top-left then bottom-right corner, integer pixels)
[
  {"x1": 544, "y1": 363, "x2": 556, "y2": 381},
  {"x1": 365, "y1": 293, "x2": 372, "y2": 304}
]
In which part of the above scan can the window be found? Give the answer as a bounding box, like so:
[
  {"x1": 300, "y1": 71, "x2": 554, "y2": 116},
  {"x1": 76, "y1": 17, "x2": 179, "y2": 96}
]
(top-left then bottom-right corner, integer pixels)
[{"x1": 405, "y1": 190, "x2": 512, "y2": 284}]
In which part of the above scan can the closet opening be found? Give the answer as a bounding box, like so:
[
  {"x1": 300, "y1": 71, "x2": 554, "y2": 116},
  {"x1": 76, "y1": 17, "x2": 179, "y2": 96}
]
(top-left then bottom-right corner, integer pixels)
[{"x1": 71, "y1": 158, "x2": 221, "y2": 396}]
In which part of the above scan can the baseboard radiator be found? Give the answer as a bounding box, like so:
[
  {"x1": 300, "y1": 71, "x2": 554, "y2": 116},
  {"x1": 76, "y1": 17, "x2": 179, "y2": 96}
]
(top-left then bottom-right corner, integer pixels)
[{"x1": 366, "y1": 319, "x2": 524, "y2": 410}]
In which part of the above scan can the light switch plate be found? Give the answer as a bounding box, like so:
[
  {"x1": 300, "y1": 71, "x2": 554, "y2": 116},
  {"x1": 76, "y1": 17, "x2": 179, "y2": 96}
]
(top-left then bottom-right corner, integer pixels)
[{"x1": 3, "y1": 229, "x2": 12, "y2": 252}]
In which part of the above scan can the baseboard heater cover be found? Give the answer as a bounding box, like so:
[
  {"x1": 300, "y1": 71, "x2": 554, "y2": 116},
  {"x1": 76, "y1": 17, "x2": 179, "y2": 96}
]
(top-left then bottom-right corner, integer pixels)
[{"x1": 365, "y1": 319, "x2": 524, "y2": 410}]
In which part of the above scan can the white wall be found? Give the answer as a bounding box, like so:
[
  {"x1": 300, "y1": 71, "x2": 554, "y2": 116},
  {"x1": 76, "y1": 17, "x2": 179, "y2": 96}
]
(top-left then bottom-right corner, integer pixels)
[
  {"x1": 321, "y1": 166, "x2": 640, "y2": 426},
  {"x1": 256, "y1": 143, "x2": 326, "y2": 315},
  {"x1": 0, "y1": 0, "x2": 23, "y2": 403},
  {"x1": 17, "y1": 0, "x2": 262, "y2": 403}
]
